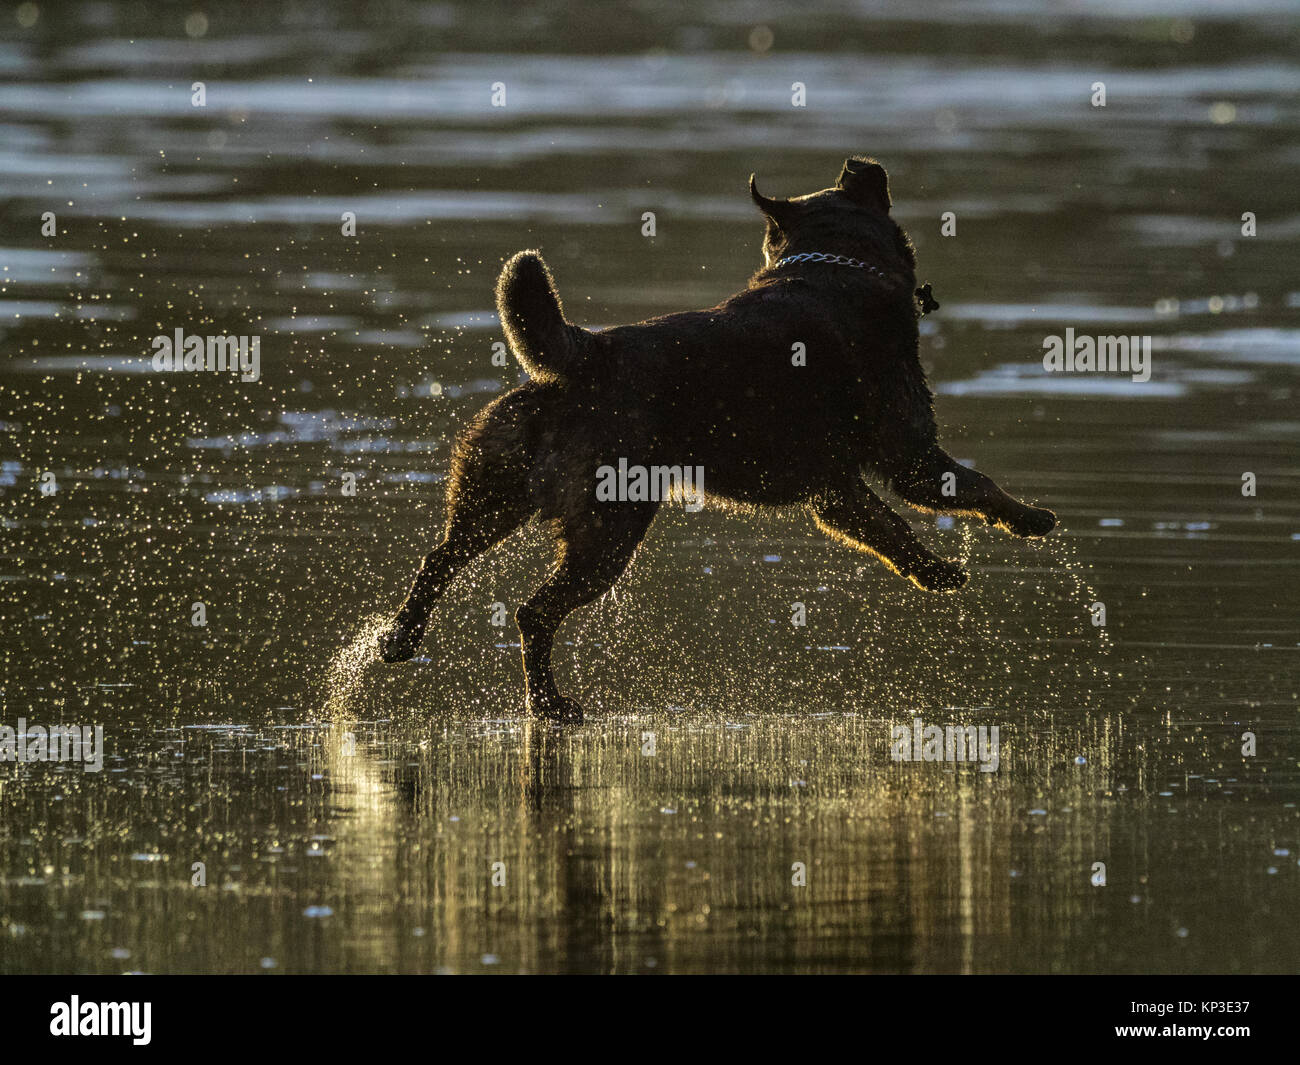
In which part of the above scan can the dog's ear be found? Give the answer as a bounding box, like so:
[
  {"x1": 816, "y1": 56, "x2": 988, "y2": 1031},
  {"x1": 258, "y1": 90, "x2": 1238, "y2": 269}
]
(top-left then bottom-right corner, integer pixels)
[
  {"x1": 749, "y1": 174, "x2": 795, "y2": 229},
  {"x1": 836, "y1": 157, "x2": 891, "y2": 213}
]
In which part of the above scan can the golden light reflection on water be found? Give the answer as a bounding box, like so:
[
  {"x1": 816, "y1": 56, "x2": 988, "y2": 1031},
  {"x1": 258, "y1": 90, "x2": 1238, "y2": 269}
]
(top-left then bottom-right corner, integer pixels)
[
  {"x1": 250, "y1": 658, "x2": 1284, "y2": 973},
  {"x1": 0, "y1": 601, "x2": 1295, "y2": 976}
]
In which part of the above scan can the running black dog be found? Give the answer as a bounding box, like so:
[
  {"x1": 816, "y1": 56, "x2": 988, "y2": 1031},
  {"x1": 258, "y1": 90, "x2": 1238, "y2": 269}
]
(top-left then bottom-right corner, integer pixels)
[{"x1": 379, "y1": 158, "x2": 1056, "y2": 721}]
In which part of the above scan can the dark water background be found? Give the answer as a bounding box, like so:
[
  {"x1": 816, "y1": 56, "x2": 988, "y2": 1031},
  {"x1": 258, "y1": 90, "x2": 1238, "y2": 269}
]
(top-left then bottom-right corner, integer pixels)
[{"x1": 1, "y1": 0, "x2": 1297, "y2": 973}]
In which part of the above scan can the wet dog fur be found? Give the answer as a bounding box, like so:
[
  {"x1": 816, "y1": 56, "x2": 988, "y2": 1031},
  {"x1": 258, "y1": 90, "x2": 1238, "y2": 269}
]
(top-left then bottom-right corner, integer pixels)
[{"x1": 378, "y1": 158, "x2": 1056, "y2": 721}]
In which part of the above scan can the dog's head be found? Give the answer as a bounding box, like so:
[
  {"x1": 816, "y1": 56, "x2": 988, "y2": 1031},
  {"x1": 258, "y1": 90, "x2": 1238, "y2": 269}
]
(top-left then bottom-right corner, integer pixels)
[{"x1": 749, "y1": 157, "x2": 916, "y2": 276}]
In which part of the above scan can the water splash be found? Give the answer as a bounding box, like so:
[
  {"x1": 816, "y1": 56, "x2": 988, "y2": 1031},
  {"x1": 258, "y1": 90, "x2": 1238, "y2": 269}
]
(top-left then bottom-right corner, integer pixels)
[
  {"x1": 1049, "y1": 525, "x2": 1114, "y2": 655},
  {"x1": 321, "y1": 613, "x2": 390, "y2": 720}
]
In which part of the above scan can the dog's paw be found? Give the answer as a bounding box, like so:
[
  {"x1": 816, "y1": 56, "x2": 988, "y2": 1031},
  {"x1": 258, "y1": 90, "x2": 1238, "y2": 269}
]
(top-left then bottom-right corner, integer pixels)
[
  {"x1": 908, "y1": 558, "x2": 968, "y2": 593},
  {"x1": 526, "y1": 692, "x2": 585, "y2": 724},
  {"x1": 1002, "y1": 506, "x2": 1056, "y2": 538},
  {"x1": 377, "y1": 622, "x2": 422, "y2": 663}
]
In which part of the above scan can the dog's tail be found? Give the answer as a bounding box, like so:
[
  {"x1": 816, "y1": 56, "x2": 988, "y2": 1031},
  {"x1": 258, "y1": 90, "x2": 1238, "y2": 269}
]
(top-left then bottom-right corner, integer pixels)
[{"x1": 496, "y1": 250, "x2": 590, "y2": 381}]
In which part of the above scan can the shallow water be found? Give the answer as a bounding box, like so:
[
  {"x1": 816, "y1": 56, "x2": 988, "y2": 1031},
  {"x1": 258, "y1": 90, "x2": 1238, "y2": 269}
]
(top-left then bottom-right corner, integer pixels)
[{"x1": 1, "y1": 1, "x2": 1297, "y2": 974}]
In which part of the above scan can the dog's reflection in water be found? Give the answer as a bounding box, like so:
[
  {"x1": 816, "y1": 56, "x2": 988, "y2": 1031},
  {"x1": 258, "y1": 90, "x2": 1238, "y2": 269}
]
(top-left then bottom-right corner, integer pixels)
[{"x1": 380, "y1": 158, "x2": 1056, "y2": 722}]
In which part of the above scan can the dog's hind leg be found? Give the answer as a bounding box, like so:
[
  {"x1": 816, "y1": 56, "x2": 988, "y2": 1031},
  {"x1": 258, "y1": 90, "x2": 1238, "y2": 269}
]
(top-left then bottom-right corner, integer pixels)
[
  {"x1": 378, "y1": 396, "x2": 538, "y2": 664},
  {"x1": 516, "y1": 503, "x2": 657, "y2": 722},
  {"x1": 377, "y1": 495, "x2": 530, "y2": 663},
  {"x1": 887, "y1": 445, "x2": 1056, "y2": 538},
  {"x1": 811, "y1": 482, "x2": 967, "y2": 592}
]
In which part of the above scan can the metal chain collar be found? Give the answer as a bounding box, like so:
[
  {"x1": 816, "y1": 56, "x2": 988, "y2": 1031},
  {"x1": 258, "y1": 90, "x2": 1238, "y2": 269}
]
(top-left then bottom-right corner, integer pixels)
[
  {"x1": 769, "y1": 252, "x2": 941, "y2": 315},
  {"x1": 770, "y1": 251, "x2": 884, "y2": 276}
]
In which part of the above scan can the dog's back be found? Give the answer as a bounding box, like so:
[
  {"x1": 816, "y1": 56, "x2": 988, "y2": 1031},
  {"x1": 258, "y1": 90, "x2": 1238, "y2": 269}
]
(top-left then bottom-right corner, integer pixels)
[{"x1": 499, "y1": 259, "x2": 933, "y2": 504}]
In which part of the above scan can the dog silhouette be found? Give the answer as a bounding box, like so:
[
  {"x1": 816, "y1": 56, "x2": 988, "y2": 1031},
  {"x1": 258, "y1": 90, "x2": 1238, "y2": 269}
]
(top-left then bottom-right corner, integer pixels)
[{"x1": 379, "y1": 158, "x2": 1055, "y2": 721}]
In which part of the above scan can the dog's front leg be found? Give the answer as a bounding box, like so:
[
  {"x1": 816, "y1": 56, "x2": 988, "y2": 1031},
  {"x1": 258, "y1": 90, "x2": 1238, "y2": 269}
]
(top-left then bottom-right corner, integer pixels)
[
  {"x1": 811, "y1": 483, "x2": 966, "y2": 592},
  {"x1": 888, "y1": 445, "x2": 1056, "y2": 538}
]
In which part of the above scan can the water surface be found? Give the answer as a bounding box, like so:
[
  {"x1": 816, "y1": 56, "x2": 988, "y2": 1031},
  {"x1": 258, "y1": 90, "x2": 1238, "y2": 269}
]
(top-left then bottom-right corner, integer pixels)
[{"x1": 1, "y1": 0, "x2": 1297, "y2": 973}]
